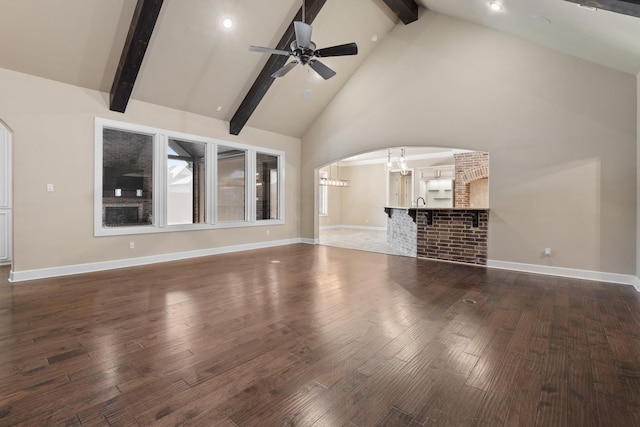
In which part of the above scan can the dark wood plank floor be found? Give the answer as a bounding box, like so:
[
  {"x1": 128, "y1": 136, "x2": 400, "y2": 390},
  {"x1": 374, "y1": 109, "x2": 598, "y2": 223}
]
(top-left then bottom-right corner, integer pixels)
[{"x1": 1, "y1": 244, "x2": 639, "y2": 426}]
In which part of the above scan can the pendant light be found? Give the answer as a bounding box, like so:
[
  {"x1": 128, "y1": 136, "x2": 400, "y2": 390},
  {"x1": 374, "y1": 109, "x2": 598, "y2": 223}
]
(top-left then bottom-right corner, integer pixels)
[{"x1": 319, "y1": 162, "x2": 350, "y2": 187}]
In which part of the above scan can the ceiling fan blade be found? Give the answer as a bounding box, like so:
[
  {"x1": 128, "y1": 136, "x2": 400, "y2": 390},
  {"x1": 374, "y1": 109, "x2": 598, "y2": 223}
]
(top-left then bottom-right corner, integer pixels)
[
  {"x1": 309, "y1": 60, "x2": 336, "y2": 80},
  {"x1": 249, "y1": 46, "x2": 291, "y2": 56},
  {"x1": 315, "y1": 42, "x2": 358, "y2": 58},
  {"x1": 272, "y1": 61, "x2": 298, "y2": 78},
  {"x1": 294, "y1": 21, "x2": 313, "y2": 49}
]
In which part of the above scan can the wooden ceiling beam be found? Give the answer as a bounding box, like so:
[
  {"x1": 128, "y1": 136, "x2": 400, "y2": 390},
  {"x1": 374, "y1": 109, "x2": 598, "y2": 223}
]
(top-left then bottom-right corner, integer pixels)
[
  {"x1": 563, "y1": 0, "x2": 640, "y2": 18},
  {"x1": 110, "y1": 0, "x2": 164, "y2": 113},
  {"x1": 382, "y1": 0, "x2": 419, "y2": 24},
  {"x1": 229, "y1": 0, "x2": 327, "y2": 135}
]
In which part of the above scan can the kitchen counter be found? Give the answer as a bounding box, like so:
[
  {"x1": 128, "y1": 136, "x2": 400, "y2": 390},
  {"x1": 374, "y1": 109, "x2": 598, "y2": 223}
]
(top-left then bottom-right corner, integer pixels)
[{"x1": 384, "y1": 206, "x2": 489, "y2": 265}]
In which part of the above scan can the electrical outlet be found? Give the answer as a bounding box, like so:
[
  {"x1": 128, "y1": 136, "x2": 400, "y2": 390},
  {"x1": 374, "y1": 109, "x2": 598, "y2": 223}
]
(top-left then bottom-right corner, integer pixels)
[
  {"x1": 129, "y1": 242, "x2": 135, "y2": 249},
  {"x1": 544, "y1": 248, "x2": 551, "y2": 257},
  {"x1": 266, "y1": 229, "x2": 270, "y2": 236},
  {"x1": 47, "y1": 183, "x2": 54, "y2": 192}
]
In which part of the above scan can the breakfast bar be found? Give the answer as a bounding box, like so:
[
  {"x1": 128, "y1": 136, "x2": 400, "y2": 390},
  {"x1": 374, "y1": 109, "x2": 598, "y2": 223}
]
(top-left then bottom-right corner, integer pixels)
[{"x1": 384, "y1": 207, "x2": 489, "y2": 265}]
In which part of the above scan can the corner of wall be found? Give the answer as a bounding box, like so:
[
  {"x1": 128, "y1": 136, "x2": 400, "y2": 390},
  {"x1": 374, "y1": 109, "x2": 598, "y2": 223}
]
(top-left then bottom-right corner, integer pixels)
[{"x1": 637, "y1": 71, "x2": 640, "y2": 283}]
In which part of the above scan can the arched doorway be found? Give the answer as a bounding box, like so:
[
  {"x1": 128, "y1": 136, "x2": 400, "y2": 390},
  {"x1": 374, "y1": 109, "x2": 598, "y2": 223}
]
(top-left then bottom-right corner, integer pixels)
[{"x1": 317, "y1": 147, "x2": 489, "y2": 257}]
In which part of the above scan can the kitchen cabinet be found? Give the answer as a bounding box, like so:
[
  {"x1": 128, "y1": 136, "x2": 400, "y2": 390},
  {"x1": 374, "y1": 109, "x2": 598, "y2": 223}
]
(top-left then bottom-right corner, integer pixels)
[{"x1": 419, "y1": 165, "x2": 455, "y2": 180}]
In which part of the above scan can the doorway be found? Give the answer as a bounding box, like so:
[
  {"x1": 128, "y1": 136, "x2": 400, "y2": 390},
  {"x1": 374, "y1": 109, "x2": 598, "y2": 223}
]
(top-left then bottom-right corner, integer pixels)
[{"x1": 388, "y1": 170, "x2": 413, "y2": 207}]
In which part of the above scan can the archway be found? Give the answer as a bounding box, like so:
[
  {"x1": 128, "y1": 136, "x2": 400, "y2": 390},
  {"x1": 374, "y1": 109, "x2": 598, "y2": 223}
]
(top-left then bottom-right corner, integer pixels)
[{"x1": 317, "y1": 147, "x2": 489, "y2": 257}]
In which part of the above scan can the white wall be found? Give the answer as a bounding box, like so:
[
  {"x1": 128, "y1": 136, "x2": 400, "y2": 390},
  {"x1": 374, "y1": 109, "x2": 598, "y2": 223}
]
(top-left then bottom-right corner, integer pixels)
[
  {"x1": 302, "y1": 12, "x2": 637, "y2": 275},
  {"x1": 0, "y1": 68, "x2": 301, "y2": 273}
]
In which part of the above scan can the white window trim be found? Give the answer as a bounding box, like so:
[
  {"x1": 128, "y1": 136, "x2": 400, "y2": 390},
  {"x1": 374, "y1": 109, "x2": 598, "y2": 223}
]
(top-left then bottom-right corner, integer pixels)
[{"x1": 94, "y1": 118, "x2": 285, "y2": 237}]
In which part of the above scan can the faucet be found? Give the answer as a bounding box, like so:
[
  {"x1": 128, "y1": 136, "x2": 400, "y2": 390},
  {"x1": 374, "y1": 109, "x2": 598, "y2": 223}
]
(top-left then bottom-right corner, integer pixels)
[{"x1": 416, "y1": 197, "x2": 426, "y2": 207}]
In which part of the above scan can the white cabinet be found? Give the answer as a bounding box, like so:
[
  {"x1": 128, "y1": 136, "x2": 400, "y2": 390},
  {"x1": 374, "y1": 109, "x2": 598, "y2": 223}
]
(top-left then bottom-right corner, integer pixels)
[
  {"x1": 419, "y1": 165, "x2": 455, "y2": 180},
  {"x1": 0, "y1": 211, "x2": 10, "y2": 262}
]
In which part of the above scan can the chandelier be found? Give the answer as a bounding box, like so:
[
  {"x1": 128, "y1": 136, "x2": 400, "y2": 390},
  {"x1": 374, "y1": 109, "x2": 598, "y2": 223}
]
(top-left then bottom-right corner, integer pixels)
[{"x1": 319, "y1": 162, "x2": 350, "y2": 187}]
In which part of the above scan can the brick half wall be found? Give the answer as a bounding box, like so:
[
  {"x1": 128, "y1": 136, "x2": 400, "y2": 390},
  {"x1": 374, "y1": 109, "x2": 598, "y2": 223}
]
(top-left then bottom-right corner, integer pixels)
[{"x1": 416, "y1": 210, "x2": 488, "y2": 265}]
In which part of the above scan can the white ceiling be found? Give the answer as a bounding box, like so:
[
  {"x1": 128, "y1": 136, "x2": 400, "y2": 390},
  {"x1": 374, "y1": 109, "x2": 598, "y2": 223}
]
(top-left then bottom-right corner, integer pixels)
[{"x1": 0, "y1": 0, "x2": 638, "y2": 138}]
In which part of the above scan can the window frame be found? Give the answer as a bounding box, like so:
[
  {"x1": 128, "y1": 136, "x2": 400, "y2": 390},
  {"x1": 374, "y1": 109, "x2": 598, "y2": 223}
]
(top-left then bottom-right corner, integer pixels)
[{"x1": 94, "y1": 118, "x2": 285, "y2": 237}]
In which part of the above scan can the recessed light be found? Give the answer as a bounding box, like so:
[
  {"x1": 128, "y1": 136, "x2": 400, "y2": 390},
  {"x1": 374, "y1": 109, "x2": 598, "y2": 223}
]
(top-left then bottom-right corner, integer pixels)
[
  {"x1": 216, "y1": 106, "x2": 222, "y2": 112},
  {"x1": 371, "y1": 34, "x2": 378, "y2": 42},
  {"x1": 221, "y1": 17, "x2": 233, "y2": 29},
  {"x1": 488, "y1": 1, "x2": 503, "y2": 11}
]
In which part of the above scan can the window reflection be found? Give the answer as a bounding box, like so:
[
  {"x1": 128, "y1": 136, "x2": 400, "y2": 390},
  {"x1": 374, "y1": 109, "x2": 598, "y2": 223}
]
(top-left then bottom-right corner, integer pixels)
[{"x1": 102, "y1": 128, "x2": 153, "y2": 227}]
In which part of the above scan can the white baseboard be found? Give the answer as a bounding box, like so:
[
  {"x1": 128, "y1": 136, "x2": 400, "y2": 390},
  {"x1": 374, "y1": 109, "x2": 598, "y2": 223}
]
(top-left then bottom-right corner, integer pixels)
[
  {"x1": 319, "y1": 225, "x2": 386, "y2": 231},
  {"x1": 9, "y1": 238, "x2": 302, "y2": 283},
  {"x1": 9, "y1": 242, "x2": 639, "y2": 294},
  {"x1": 487, "y1": 260, "x2": 639, "y2": 291}
]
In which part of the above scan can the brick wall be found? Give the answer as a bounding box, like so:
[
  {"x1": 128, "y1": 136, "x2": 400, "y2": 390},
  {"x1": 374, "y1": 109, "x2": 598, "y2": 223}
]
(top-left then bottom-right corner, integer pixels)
[
  {"x1": 453, "y1": 152, "x2": 489, "y2": 208},
  {"x1": 416, "y1": 210, "x2": 488, "y2": 265},
  {"x1": 387, "y1": 208, "x2": 417, "y2": 256}
]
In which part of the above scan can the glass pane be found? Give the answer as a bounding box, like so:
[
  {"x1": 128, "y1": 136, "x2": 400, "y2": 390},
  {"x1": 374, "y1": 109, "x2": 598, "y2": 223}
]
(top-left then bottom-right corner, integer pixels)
[
  {"x1": 167, "y1": 139, "x2": 206, "y2": 225},
  {"x1": 256, "y1": 153, "x2": 279, "y2": 220},
  {"x1": 217, "y1": 146, "x2": 246, "y2": 222},
  {"x1": 102, "y1": 128, "x2": 153, "y2": 227}
]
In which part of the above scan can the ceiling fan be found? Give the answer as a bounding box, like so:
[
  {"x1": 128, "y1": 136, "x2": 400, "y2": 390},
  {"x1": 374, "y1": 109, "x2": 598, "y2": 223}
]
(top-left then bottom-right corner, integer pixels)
[{"x1": 248, "y1": 1, "x2": 358, "y2": 80}]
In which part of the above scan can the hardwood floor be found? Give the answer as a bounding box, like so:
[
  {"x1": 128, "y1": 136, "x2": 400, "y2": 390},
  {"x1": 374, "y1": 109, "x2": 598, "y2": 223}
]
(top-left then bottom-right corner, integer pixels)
[{"x1": 0, "y1": 244, "x2": 639, "y2": 426}]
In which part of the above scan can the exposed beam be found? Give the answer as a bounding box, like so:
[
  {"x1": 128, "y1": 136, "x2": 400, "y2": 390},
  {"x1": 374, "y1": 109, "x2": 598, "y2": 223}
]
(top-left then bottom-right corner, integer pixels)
[
  {"x1": 382, "y1": 0, "x2": 419, "y2": 24},
  {"x1": 229, "y1": 0, "x2": 327, "y2": 135},
  {"x1": 564, "y1": 0, "x2": 640, "y2": 18},
  {"x1": 110, "y1": 0, "x2": 164, "y2": 113}
]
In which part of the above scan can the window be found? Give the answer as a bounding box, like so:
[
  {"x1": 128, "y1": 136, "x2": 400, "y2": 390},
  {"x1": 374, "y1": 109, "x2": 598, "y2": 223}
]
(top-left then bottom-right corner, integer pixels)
[
  {"x1": 167, "y1": 139, "x2": 206, "y2": 225},
  {"x1": 95, "y1": 118, "x2": 284, "y2": 236},
  {"x1": 101, "y1": 128, "x2": 154, "y2": 227},
  {"x1": 217, "y1": 146, "x2": 246, "y2": 222},
  {"x1": 256, "y1": 153, "x2": 279, "y2": 220}
]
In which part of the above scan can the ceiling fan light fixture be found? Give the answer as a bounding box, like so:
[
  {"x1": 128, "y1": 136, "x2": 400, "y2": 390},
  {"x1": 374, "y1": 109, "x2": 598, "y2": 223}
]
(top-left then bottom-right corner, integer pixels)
[{"x1": 488, "y1": 2, "x2": 503, "y2": 11}]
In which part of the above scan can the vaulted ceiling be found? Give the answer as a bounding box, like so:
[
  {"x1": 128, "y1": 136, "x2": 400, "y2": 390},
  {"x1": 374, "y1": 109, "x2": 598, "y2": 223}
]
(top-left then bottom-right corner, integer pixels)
[{"x1": 0, "y1": 0, "x2": 639, "y2": 138}]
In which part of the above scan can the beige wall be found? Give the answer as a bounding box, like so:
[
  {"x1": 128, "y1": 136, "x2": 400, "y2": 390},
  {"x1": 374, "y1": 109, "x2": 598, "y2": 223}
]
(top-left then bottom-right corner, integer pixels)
[
  {"x1": 637, "y1": 72, "x2": 640, "y2": 279},
  {"x1": 339, "y1": 163, "x2": 388, "y2": 228},
  {"x1": 0, "y1": 68, "x2": 301, "y2": 272},
  {"x1": 302, "y1": 12, "x2": 637, "y2": 275}
]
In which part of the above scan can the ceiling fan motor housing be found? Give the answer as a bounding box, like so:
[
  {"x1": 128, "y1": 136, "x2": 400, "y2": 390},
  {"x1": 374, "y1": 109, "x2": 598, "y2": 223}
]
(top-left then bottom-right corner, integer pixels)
[{"x1": 290, "y1": 40, "x2": 317, "y2": 65}]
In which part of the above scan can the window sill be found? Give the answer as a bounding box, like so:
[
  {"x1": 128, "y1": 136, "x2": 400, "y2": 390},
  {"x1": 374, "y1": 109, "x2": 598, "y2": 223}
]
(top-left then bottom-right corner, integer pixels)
[{"x1": 94, "y1": 219, "x2": 285, "y2": 237}]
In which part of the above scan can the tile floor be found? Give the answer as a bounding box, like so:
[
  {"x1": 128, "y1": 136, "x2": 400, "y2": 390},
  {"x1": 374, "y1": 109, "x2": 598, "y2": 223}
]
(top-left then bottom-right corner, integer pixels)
[{"x1": 318, "y1": 227, "x2": 410, "y2": 257}]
